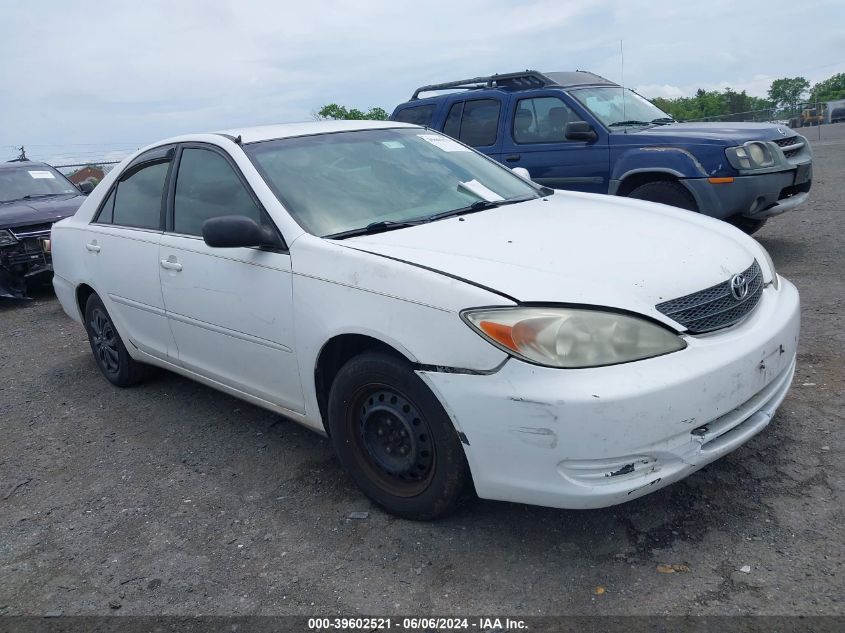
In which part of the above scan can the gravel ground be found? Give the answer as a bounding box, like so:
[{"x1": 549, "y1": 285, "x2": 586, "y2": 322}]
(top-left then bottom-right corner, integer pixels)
[{"x1": 0, "y1": 126, "x2": 843, "y2": 617}]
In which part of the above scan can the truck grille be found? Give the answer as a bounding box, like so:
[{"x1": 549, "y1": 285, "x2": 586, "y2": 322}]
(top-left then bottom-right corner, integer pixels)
[
  {"x1": 655, "y1": 260, "x2": 763, "y2": 333},
  {"x1": 773, "y1": 135, "x2": 804, "y2": 159}
]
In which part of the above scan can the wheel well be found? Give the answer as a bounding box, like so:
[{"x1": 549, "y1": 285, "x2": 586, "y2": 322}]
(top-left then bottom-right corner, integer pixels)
[
  {"x1": 616, "y1": 172, "x2": 679, "y2": 197},
  {"x1": 314, "y1": 334, "x2": 408, "y2": 430},
  {"x1": 75, "y1": 283, "x2": 96, "y2": 318}
]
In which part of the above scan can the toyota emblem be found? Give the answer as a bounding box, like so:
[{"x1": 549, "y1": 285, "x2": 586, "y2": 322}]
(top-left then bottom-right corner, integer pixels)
[{"x1": 730, "y1": 273, "x2": 750, "y2": 300}]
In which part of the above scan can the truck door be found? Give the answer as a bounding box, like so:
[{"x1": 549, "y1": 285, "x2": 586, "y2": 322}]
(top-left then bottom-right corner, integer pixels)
[
  {"x1": 439, "y1": 97, "x2": 504, "y2": 158},
  {"x1": 500, "y1": 92, "x2": 610, "y2": 194}
]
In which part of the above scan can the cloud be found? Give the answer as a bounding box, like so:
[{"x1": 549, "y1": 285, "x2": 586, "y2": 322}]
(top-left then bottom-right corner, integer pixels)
[{"x1": 1, "y1": 0, "x2": 843, "y2": 163}]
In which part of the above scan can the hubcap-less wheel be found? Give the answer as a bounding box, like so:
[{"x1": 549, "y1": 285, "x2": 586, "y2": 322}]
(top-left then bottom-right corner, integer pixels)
[
  {"x1": 89, "y1": 308, "x2": 120, "y2": 375},
  {"x1": 353, "y1": 386, "x2": 435, "y2": 497}
]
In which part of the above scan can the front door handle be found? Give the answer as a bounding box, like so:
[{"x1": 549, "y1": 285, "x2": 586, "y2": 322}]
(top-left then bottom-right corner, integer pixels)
[
  {"x1": 504, "y1": 154, "x2": 521, "y2": 162},
  {"x1": 160, "y1": 257, "x2": 182, "y2": 272},
  {"x1": 85, "y1": 241, "x2": 100, "y2": 253}
]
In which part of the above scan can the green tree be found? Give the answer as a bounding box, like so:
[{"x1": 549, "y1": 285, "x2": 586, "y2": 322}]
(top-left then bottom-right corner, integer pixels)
[
  {"x1": 316, "y1": 104, "x2": 389, "y2": 120},
  {"x1": 767, "y1": 77, "x2": 809, "y2": 111},
  {"x1": 810, "y1": 73, "x2": 845, "y2": 102}
]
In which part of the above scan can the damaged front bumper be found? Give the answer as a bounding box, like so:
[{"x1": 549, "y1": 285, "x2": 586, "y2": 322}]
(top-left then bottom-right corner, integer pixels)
[
  {"x1": 0, "y1": 229, "x2": 53, "y2": 299},
  {"x1": 418, "y1": 278, "x2": 800, "y2": 510}
]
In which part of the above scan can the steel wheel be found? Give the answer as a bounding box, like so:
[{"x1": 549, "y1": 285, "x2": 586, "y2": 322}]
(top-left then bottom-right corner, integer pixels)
[{"x1": 353, "y1": 385, "x2": 436, "y2": 497}]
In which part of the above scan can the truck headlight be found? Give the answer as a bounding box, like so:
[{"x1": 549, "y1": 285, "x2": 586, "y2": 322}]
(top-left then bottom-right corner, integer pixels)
[
  {"x1": 0, "y1": 229, "x2": 18, "y2": 246},
  {"x1": 726, "y1": 142, "x2": 775, "y2": 170},
  {"x1": 462, "y1": 307, "x2": 687, "y2": 368}
]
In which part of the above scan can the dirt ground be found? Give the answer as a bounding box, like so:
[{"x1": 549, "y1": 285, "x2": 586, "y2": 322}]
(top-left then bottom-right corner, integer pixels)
[{"x1": 1, "y1": 126, "x2": 843, "y2": 617}]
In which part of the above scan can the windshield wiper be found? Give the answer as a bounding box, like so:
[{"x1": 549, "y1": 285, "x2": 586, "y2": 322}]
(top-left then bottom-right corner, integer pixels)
[
  {"x1": 427, "y1": 195, "x2": 538, "y2": 223},
  {"x1": 325, "y1": 219, "x2": 427, "y2": 240},
  {"x1": 650, "y1": 117, "x2": 676, "y2": 125},
  {"x1": 22, "y1": 193, "x2": 68, "y2": 199},
  {"x1": 608, "y1": 120, "x2": 652, "y2": 127}
]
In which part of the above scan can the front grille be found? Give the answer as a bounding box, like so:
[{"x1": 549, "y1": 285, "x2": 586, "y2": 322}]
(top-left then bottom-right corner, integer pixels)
[
  {"x1": 773, "y1": 135, "x2": 804, "y2": 159},
  {"x1": 10, "y1": 223, "x2": 52, "y2": 239},
  {"x1": 656, "y1": 260, "x2": 763, "y2": 333}
]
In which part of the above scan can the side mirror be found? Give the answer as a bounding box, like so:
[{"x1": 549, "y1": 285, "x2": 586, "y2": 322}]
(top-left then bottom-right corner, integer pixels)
[
  {"x1": 202, "y1": 215, "x2": 263, "y2": 248},
  {"x1": 511, "y1": 167, "x2": 531, "y2": 180},
  {"x1": 565, "y1": 121, "x2": 597, "y2": 142},
  {"x1": 78, "y1": 181, "x2": 95, "y2": 194}
]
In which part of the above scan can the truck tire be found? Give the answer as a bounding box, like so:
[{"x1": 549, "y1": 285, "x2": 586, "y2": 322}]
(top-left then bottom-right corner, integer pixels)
[{"x1": 626, "y1": 181, "x2": 698, "y2": 212}]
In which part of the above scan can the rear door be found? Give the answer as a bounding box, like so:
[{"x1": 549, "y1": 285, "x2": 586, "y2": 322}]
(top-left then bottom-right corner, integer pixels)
[
  {"x1": 158, "y1": 144, "x2": 304, "y2": 412},
  {"x1": 84, "y1": 146, "x2": 176, "y2": 359},
  {"x1": 500, "y1": 92, "x2": 610, "y2": 193}
]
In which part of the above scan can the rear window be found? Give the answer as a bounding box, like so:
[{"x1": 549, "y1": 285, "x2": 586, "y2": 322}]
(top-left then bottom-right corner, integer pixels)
[
  {"x1": 442, "y1": 99, "x2": 501, "y2": 147},
  {"x1": 393, "y1": 105, "x2": 436, "y2": 126}
]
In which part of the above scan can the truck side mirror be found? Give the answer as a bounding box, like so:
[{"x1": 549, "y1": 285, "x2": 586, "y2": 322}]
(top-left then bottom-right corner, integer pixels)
[{"x1": 565, "y1": 121, "x2": 597, "y2": 142}]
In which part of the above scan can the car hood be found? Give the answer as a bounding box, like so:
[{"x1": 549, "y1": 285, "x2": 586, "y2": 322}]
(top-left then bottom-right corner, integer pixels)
[
  {"x1": 0, "y1": 194, "x2": 86, "y2": 230},
  {"x1": 342, "y1": 193, "x2": 759, "y2": 326},
  {"x1": 616, "y1": 121, "x2": 796, "y2": 144}
]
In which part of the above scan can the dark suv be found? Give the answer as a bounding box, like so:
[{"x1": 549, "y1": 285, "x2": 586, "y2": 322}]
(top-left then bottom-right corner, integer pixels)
[
  {"x1": 0, "y1": 160, "x2": 90, "y2": 298},
  {"x1": 391, "y1": 70, "x2": 812, "y2": 233}
]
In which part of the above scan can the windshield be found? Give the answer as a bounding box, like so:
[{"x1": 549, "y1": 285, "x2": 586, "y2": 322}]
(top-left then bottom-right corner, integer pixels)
[
  {"x1": 0, "y1": 165, "x2": 78, "y2": 203},
  {"x1": 569, "y1": 86, "x2": 673, "y2": 128},
  {"x1": 244, "y1": 128, "x2": 541, "y2": 237}
]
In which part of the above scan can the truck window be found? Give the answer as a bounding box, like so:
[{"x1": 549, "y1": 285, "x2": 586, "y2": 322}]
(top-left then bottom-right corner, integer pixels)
[
  {"x1": 442, "y1": 99, "x2": 501, "y2": 147},
  {"x1": 394, "y1": 105, "x2": 436, "y2": 126},
  {"x1": 513, "y1": 97, "x2": 579, "y2": 144}
]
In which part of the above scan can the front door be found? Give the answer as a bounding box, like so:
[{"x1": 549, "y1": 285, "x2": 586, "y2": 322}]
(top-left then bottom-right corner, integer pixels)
[
  {"x1": 501, "y1": 93, "x2": 610, "y2": 194},
  {"x1": 158, "y1": 144, "x2": 304, "y2": 413}
]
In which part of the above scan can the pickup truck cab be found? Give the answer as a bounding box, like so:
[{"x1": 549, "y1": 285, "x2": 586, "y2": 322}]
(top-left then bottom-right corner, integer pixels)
[{"x1": 391, "y1": 70, "x2": 813, "y2": 233}]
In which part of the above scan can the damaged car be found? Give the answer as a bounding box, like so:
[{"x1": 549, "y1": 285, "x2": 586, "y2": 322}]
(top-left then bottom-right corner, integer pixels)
[
  {"x1": 51, "y1": 122, "x2": 800, "y2": 520},
  {"x1": 0, "y1": 160, "x2": 91, "y2": 298}
]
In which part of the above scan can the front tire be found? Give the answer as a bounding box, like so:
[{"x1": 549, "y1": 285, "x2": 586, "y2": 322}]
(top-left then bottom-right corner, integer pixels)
[
  {"x1": 327, "y1": 352, "x2": 472, "y2": 520},
  {"x1": 627, "y1": 180, "x2": 698, "y2": 212},
  {"x1": 84, "y1": 293, "x2": 151, "y2": 387}
]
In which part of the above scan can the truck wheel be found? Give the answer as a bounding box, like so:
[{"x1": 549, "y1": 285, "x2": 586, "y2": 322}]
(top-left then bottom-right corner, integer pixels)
[
  {"x1": 729, "y1": 215, "x2": 768, "y2": 235},
  {"x1": 626, "y1": 181, "x2": 698, "y2": 212},
  {"x1": 84, "y1": 293, "x2": 152, "y2": 387},
  {"x1": 327, "y1": 352, "x2": 473, "y2": 520}
]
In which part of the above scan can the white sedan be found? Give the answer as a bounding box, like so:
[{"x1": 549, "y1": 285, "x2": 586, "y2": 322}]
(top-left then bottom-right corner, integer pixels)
[{"x1": 51, "y1": 121, "x2": 800, "y2": 520}]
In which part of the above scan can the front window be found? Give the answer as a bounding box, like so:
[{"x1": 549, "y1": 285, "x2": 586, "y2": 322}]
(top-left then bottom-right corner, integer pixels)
[
  {"x1": 244, "y1": 128, "x2": 540, "y2": 238},
  {"x1": 569, "y1": 86, "x2": 673, "y2": 128},
  {"x1": 0, "y1": 166, "x2": 78, "y2": 203}
]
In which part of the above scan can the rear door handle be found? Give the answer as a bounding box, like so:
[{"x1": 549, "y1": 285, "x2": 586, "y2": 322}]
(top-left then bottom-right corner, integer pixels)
[
  {"x1": 504, "y1": 154, "x2": 521, "y2": 162},
  {"x1": 160, "y1": 257, "x2": 182, "y2": 272},
  {"x1": 85, "y1": 242, "x2": 100, "y2": 253}
]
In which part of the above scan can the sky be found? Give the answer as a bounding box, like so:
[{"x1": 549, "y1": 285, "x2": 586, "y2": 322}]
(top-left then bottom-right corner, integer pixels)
[{"x1": 2, "y1": 0, "x2": 843, "y2": 166}]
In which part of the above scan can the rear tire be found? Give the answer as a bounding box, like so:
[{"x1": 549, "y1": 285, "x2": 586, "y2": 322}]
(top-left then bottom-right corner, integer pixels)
[
  {"x1": 627, "y1": 180, "x2": 698, "y2": 212},
  {"x1": 327, "y1": 352, "x2": 472, "y2": 520},
  {"x1": 84, "y1": 293, "x2": 151, "y2": 387}
]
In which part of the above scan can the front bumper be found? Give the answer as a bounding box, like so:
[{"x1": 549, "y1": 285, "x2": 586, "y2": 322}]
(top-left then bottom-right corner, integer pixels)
[
  {"x1": 418, "y1": 278, "x2": 800, "y2": 509},
  {"x1": 684, "y1": 163, "x2": 811, "y2": 220}
]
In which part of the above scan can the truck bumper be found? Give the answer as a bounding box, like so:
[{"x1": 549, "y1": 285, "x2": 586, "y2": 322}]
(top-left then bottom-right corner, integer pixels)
[
  {"x1": 683, "y1": 163, "x2": 811, "y2": 220},
  {"x1": 418, "y1": 279, "x2": 800, "y2": 510}
]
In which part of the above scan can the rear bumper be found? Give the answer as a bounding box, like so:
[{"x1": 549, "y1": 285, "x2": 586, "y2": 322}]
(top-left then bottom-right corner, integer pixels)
[
  {"x1": 418, "y1": 278, "x2": 800, "y2": 509},
  {"x1": 684, "y1": 164, "x2": 811, "y2": 220}
]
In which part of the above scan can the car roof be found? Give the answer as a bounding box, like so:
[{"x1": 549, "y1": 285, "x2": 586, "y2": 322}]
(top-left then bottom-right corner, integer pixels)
[{"x1": 215, "y1": 120, "x2": 417, "y2": 144}]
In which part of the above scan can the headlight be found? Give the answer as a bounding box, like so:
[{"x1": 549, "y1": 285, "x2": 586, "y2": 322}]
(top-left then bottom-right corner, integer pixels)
[
  {"x1": 462, "y1": 307, "x2": 687, "y2": 368},
  {"x1": 0, "y1": 229, "x2": 18, "y2": 246},
  {"x1": 726, "y1": 142, "x2": 775, "y2": 170},
  {"x1": 758, "y1": 244, "x2": 780, "y2": 290}
]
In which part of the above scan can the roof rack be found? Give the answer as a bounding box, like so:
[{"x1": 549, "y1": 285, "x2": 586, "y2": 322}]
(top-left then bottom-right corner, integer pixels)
[{"x1": 411, "y1": 70, "x2": 557, "y2": 100}]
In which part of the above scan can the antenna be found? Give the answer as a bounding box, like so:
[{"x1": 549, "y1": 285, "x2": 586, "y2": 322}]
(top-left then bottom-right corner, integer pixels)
[
  {"x1": 620, "y1": 40, "x2": 626, "y2": 124},
  {"x1": 16, "y1": 145, "x2": 27, "y2": 161}
]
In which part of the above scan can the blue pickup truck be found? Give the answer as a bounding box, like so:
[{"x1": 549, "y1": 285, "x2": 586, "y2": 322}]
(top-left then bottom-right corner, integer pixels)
[{"x1": 390, "y1": 70, "x2": 812, "y2": 234}]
